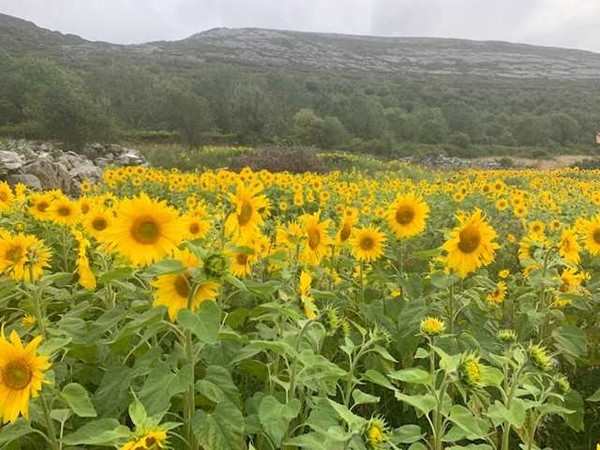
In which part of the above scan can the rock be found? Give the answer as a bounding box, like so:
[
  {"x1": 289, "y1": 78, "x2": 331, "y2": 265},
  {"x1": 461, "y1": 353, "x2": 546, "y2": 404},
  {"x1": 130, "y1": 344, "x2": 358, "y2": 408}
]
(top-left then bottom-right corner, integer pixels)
[
  {"x1": 23, "y1": 158, "x2": 72, "y2": 193},
  {"x1": 7, "y1": 173, "x2": 42, "y2": 190},
  {"x1": 0, "y1": 150, "x2": 25, "y2": 173},
  {"x1": 0, "y1": 139, "x2": 148, "y2": 195}
]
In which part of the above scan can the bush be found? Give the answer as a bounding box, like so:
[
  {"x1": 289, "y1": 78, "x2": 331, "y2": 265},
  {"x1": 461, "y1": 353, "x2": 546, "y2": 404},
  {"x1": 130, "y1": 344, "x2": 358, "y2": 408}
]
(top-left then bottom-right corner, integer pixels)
[{"x1": 231, "y1": 145, "x2": 326, "y2": 173}]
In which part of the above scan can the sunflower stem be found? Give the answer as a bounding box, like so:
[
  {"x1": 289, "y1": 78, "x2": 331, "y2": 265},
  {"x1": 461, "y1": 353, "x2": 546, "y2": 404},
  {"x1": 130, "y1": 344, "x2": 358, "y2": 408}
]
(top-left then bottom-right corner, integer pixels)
[{"x1": 40, "y1": 392, "x2": 60, "y2": 450}]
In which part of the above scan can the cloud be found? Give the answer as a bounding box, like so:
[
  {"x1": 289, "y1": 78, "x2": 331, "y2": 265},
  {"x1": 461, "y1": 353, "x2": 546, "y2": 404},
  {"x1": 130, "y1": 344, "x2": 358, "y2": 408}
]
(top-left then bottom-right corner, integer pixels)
[{"x1": 1, "y1": 0, "x2": 599, "y2": 52}]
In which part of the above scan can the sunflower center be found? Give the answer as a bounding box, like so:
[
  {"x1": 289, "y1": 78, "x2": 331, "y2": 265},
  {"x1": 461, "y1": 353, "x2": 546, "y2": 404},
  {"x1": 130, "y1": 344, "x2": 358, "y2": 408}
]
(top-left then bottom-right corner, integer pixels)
[
  {"x1": 131, "y1": 218, "x2": 160, "y2": 244},
  {"x1": 57, "y1": 206, "x2": 71, "y2": 217},
  {"x1": 237, "y1": 201, "x2": 253, "y2": 226},
  {"x1": 360, "y1": 236, "x2": 375, "y2": 251},
  {"x1": 37, "y1": 201, "x2": 49, "y2": 212},
  {"x1": 2, "y1": 359, "x2": 32, "y2": 390},
  {"x1": 189, "y1": 223, "x2": 200, "y2": 234},
  {"x1": 6, "y1": 245, "x2": 23, "y2": 263},
  {"x1": 593, "y1": 228, "x2": 600, "y2": 245},
  {"x1": 0, "y1": 192, "x2": 8, "y2": 202},
  {"x1": 92, "y1": 217, "x2": 107, "y2": 231},
  {"x1": 395, "y1": 205, "x2": 415, "y2": 225},
  {"x1": 174, "y1": 274, "x2": 190, "y2": 299},
  {"x1": 458, "y1": 226, "x2": 481, "y2": 254},
  {"x1": 308, "y1": 227, "x2": 321, "y2": 250},
  {"x1": 80, "y1": 204, "x2": 90, "y2": 214},
  {"x1": 340, "y1": 223, "x2": 352, "y2": 242},
  {"x1": 236, "y1": 253, "x2": 249, "y2": 265}
]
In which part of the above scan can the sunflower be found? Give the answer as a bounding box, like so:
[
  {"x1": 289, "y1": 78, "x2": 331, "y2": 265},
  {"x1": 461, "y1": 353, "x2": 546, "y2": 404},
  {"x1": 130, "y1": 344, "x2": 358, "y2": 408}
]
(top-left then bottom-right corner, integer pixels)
[
  {"x1": 0, "y1": 233, "x2": 51, "y2": 281},
  {"x1": 558, "y1": 227, "x2": 580, "y2": 265},
  {"x1": 387, "y1": 193, "x2": 429, "y2": 239},
  {"x1": 152, "y1": 250, "x2": 220, "y2": 321},
  {"x1": 299, "y1": 270, "x2": 318, "y2": 320},
  {"x1": 224, "y1": 183, "x2": 269, "y2": 241},
  {"x1": 0, "y1": 331, "x2": 51, "y2": 423},
  {"x1": 583, "y1": 214, "x2": 600, "y2": 255},
  {"x1": 350, "y1": 226, "x2": 386, "y2": 262},
  {"x1": 528, "y1": 220, "x2": 545, "y2": 237},
  {"x1": 49, "y1": 197, "x2": 79, "y2": 226},
  {"x1": 83, "y1": 208, "x2": 113, "y2": 241},
  {"x1": 183, "y1": 214, "x2": 210, "y2": 241},
  {"x1": 0, "y1": 182, "x2": 14, "y2": 211},
  {"x1": 486, "y1": 281, "x2": 507, "y2": 306},
  {"x1": 120, "y1": 428, "x2": 168, "y2": 450},
  {"x1": 105, "y1": 194, "x2": 184, "y2": 267},
  {"x1": 442, "y1": 210, "x2": 499, "y2": 278},
  {"x1": 300, "y1": 213, "x2": 332, "y2": 265},
  {"x1": 229, "y1": 244, "x2": 256, "y2": 278},
  {"x1": 28, "y1": 192, "x2": 53, "y2": 221}
]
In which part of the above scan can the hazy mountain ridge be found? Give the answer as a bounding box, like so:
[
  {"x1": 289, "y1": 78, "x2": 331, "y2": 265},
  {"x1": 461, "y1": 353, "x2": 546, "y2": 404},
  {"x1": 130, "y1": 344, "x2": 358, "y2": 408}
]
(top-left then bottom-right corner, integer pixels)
[{"x1": 3, "y1": 13, "x2": 600, "y2": 79}]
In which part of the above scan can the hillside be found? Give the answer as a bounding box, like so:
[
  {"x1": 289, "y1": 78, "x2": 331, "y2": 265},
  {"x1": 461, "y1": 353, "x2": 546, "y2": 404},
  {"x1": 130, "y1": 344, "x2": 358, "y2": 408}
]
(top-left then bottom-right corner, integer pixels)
[
  {"x1": 3, "y1": 13, "x2": 600, "y2": 80},
  {"x1": 1, "y1": 12, "x2": 600, "y2": 155}
]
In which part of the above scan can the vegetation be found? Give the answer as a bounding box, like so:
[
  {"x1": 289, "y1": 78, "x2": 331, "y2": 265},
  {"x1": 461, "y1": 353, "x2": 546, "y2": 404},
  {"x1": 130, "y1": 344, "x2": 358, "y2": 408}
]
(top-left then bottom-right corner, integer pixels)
[
  {"x1": 0, "y1": 164, "x2": 599, "y2": 449},
  {"x1": 1, "y1": 48, "x2": 600, "y2": 155}
]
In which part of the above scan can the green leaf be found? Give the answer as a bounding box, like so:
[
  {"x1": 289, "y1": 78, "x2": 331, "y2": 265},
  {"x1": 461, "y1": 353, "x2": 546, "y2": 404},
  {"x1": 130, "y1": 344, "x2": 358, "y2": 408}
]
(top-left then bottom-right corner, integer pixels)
[
  {"x1": 394, "y1": 424, "x2": 424, "y2": 444},
  {"x1": 128, "y1": 396, "x2": 147, "y2": 428},
  {"x1": 62, "y1": 419, "x2": 131, "y2": 446},
  {"x1": 177, "y1": 300, "x2": 221, "y2": 344},
  {"x1": 486, "y1": 400, "x2": 526, "y2": 428},
  {"x1": 61, "y1": 383, "x2": 97, "y2": 418},
  {"x1": 430, "y1": 271, "x2": 459, "y2": 288},
  {"x1": 479, "y1": 366, "x2": 504, "y2": 387},
  {"x1": 362, "y1": 369, "x2": 395, "y2": 390},
  {"x1": 373, "y1": 345, "x2": 398, "y2": 362},
  {"x1": 192, "y1": 399, "x2": 244, "y2": 450},
  {"x1": 562, "y1": 390, "x2": 584, "y2": 432},
  {"x1": 552, "y1": 325, "x2": 587, "y2": 358},
  {"x1": 196, "y1": 379, "x2": 225, "y2": 403},
  {"x1": 351, "y1": 389, "x2": 380, "y2": 406},
  {"x1": 587, "y1": 387, "x2": 600, "y2": 402},
  {"x1": 395, "y1": 392, "x2": 437, "y2": 415},
  {"x1": 448, "y1": 405, "x2": 488, "y2": 439},
  {"x1": 50, "y1": 409, "x2": 71, "y2": 424},
  {"x1": 258, "y1": 396, "x2": 301, "y2": 446},
  {"x1": 98, "y1": 266, "x2": 133, "y2": 284},
  {"x1": 286, "y1": 431, "x2": 347, "y2": 449},
  {"x1": 388, "y1": 368, "x2": 432, "y2": 385},
  {"x1": 143, "y1": 259, "x2": 184, "y2": 278},
  {"x1": 327, "y1": 400, "x2": 367, "y2": 430},
  {"x1": 0, "y1": 420, "x2": 34, "y2": 446}
]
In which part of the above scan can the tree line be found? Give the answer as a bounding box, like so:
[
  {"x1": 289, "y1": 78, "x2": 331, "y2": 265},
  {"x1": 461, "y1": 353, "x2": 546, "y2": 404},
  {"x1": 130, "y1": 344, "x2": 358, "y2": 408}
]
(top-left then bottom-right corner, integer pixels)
[{"x1": 1, "y1": 52, "x2": 599, "y2": 153}]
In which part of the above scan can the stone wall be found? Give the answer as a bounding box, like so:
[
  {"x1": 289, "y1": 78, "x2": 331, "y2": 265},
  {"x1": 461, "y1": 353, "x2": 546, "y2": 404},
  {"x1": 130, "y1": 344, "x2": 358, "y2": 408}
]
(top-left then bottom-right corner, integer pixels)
[{"x1": 0, "y1": 140, "x2": 146, "y2": 196}]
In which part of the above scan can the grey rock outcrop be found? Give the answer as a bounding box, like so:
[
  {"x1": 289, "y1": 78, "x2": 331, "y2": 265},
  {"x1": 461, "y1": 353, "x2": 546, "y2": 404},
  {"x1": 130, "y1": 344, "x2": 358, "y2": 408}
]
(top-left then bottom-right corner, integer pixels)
[{"x1": 0, "y1": 140, "x2": 147, "y2": 196}]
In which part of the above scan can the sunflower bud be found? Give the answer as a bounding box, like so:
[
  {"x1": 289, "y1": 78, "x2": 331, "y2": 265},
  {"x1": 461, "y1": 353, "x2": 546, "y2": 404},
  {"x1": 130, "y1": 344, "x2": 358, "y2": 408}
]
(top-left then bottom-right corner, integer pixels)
[
  {"x1": 497, "y1": 329, "x2": 517, "y2": 344},
  {"x1": 458, "y1": 353, "x2": 482, "y2": 388},
  {"x1": 420, "y1": 316, "x2": 446, "y2": 337},
  {"x1": 365, "y1": 417, "x2": 387, "y2": 449},
  {"x1": 554, "y1": 374, "x2": 571, "y2": 394},
  {"x1": 528, "y1": 344, "x2": 552, "y2": 372},
  {"x1": 203, "y1": 253, "x2": 229, "y2": 279}
]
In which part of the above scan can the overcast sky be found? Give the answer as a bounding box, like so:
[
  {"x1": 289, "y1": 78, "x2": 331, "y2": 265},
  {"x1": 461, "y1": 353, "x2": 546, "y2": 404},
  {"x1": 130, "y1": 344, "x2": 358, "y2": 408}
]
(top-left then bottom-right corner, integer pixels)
[{"x1": 1, "y1": 0, "x2": 600, "y2": 52}]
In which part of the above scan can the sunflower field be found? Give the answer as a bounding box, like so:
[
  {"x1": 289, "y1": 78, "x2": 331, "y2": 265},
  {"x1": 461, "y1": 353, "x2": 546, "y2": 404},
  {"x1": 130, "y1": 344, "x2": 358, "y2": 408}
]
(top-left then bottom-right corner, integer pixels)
[{"x1": 0, "y1": 163, "x2": 599, "y2": 450}]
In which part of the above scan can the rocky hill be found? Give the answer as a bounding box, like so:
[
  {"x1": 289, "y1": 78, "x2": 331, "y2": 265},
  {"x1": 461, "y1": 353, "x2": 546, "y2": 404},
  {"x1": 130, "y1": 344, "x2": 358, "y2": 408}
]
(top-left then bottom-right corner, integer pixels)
[{"x1": 2, "y1": 13, "x2": 600, "y2": 80}]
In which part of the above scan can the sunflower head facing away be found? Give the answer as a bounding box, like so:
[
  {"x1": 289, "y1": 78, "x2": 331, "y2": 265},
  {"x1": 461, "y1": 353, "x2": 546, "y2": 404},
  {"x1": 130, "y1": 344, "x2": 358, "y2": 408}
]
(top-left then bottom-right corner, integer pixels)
[{"x1": 0, "y1": 331, "x2": 51, "y2": 424}]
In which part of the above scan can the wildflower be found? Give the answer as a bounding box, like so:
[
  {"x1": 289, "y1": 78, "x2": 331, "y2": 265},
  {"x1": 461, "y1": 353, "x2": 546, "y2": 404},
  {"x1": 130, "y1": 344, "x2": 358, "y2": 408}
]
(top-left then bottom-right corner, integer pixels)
[
  {"x1": 350, "y1": 226, "x2": 387, "y2": 262},
  {"x1": 459, "y1": 354, "x2": 482, "y2": 388},
  {"x1": 528, "y1": 344, "x2": 552, "y2": 372},
  {"x1": 387, "y1": 193, "x2": 429, "y2": 239}
]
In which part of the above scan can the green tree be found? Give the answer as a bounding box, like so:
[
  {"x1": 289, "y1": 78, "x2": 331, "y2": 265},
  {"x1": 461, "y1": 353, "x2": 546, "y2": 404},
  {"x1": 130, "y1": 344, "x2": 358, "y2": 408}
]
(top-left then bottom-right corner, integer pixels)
[{"x1": 165, "y1": 86, "x2": 213, "y2": 150}]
